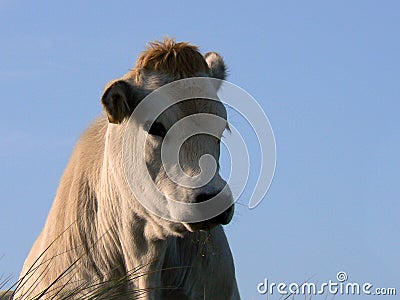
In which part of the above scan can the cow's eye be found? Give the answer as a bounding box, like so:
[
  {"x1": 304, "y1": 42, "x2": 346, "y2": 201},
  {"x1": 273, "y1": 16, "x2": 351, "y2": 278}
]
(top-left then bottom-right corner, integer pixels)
[{"x1": 148, "y1": 122, "x2": 167, "y2": 138}]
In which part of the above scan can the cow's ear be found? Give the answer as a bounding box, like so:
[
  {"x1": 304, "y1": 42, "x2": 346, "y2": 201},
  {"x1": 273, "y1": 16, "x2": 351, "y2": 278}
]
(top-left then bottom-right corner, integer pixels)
[
  {"x1": 101, "y1": 80, "x2": 138, "y2": 124},
  {"x1": 205, "y1": 52, "x2": 227, "y2": 81}
]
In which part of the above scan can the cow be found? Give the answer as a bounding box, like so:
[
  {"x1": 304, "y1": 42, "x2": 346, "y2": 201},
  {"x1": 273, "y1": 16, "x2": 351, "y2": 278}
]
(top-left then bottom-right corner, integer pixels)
[{"x1": 14, "y1": 38, "x2": 239, "y2": 300}]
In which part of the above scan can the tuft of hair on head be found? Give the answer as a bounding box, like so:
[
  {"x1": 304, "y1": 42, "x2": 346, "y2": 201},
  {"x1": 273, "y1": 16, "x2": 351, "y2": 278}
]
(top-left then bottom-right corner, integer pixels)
[{"x1": 132, "y1": 37, "x2": 210, "y2": 80}]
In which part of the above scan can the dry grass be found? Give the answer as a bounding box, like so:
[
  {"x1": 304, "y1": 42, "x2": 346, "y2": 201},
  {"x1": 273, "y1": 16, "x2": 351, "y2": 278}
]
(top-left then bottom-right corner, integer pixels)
[{"x1": 0, "y1": 253, "x2": 182, "y2": 300}]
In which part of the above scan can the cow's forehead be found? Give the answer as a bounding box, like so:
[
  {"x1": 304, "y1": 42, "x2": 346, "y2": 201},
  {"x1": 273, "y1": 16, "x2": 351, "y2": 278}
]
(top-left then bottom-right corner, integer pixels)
[
  {"x1": 177, "y1": 98, "x2": 226, "y2": 117},
  {"x1": 154, "y1": 98, "x2": 226, "y2": 126},
  {"x1": 139, "y1": 97, "x2": 227, "y2": 139},
  {"x1": 138, "y1": 77, "x2": 227, "y2": 125}
]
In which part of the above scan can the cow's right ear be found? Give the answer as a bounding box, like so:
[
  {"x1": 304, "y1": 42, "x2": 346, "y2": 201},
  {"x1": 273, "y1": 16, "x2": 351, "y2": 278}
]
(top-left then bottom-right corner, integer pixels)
[{"x1": 101, "y1": 80, "x2": 137, "y2": 124}]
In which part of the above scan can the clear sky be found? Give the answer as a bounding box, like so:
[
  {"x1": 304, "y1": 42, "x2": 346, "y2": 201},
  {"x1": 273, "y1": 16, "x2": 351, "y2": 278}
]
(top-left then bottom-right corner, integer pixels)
[{"x1": 1, "y1": 1, "x2": 399, "y2": 299}]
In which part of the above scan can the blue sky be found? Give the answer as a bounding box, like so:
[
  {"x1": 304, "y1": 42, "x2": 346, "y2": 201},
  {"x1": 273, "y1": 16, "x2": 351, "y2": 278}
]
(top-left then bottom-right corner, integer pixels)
[{"x1": 1, "y1": 1, "x2": 399, "y2": 299}]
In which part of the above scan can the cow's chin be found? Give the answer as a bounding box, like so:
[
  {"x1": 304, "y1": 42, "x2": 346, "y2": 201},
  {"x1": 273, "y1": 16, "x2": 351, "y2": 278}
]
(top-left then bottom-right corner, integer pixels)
[
  {"x1": 183, "y1": 221, "x2": 219, "y2": 232},
  {"x1": 182, "y1": 205, "x2": 235, "y2": 233}
]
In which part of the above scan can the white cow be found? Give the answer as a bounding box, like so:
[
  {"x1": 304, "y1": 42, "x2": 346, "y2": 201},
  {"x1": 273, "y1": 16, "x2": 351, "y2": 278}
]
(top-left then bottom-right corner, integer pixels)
[{"x1": 15, "y1": 38, "x2": 239, "y2": 300}]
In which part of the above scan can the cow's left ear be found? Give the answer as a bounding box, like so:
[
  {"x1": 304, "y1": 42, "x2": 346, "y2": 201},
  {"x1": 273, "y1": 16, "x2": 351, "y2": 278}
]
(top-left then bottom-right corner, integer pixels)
[
  {"x1": 205, "y1": 52, "x2": 227, "y2": 81},
  {"x1": 101, "y1": 80, "x2": 141, "y2": 124}
]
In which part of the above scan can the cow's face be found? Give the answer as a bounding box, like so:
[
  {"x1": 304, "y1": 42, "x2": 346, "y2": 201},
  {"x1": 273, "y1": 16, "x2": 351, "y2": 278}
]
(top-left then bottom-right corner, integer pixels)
[
  {"x1": 101, "y1": 40, "x2": 234, "y2": 233},
  {"x1": 142, "y1": 92, "x2": 234, "y2": 232}
]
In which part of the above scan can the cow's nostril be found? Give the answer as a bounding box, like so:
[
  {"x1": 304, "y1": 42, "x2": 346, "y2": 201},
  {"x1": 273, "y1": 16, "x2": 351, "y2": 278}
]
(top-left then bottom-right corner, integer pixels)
[{"x1": 195, "y1": 192, "x2": 219, "y2": 203}]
